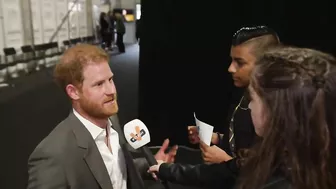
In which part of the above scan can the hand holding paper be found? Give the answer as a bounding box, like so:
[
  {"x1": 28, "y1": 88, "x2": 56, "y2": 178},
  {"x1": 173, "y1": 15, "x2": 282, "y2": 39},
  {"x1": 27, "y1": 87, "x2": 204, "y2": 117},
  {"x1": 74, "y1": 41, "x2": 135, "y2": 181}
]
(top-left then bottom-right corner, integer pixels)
[
  {"x1": 200, "y1": 140, "x2": 233, "y2": 163},
  {"x1": 194, "y1": 113, "x2": 214, "y2": 146}
]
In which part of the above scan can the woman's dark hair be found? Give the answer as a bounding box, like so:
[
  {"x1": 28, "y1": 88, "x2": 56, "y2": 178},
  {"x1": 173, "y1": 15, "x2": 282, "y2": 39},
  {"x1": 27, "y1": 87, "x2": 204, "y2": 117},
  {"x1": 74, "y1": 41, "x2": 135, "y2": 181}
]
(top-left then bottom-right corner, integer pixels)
[{"x1": 238, "y1": 46, "x2": 336, "y2": 189}]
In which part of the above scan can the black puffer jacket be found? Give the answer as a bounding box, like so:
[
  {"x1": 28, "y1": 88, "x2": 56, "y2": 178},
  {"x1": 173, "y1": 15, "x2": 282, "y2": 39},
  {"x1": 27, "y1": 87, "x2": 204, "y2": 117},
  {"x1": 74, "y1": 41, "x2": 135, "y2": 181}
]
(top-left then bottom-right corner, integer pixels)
[
  {"x1": 157, "y1": 159, "x2": 239, "y2": 189},
  {"x1": 158, "y1": 159, "x2": 291, "y2": 189}
]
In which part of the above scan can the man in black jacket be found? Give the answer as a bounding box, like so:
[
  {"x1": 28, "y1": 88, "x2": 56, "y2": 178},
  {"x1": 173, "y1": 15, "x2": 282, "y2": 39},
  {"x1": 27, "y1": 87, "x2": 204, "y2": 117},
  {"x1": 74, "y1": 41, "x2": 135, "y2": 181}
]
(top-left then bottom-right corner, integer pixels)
[{"x1": 148, "y1": 26, "x2": 281, "y2": 189}]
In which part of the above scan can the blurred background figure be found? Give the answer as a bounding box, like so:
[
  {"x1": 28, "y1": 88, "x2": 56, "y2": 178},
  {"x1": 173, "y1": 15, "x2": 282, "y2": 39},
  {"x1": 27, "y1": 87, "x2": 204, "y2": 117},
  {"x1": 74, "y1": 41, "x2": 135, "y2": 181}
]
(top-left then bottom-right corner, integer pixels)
[
  {"x1": 107, "y1": 10, "x2": 116, "y2": 49},
  {"x1": 115, "y1": 12, "x2": 126, "y2": 53},
  {"x1": 99, "y1": 12, "x2": 112, "y2": 51}
]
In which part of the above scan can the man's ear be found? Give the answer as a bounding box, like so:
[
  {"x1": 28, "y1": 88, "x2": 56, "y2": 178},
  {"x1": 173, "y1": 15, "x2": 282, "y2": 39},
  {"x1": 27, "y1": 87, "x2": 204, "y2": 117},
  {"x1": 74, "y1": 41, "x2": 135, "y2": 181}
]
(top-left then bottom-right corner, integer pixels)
[{"x1": 65, "y1": 84, "x2": 80, "y2": 100}]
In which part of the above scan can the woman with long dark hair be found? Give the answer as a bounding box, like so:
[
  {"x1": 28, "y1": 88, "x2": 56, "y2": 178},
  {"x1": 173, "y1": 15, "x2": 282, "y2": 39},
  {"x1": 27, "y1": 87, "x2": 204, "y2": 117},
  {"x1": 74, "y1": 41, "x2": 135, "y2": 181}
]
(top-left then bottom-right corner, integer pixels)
[{"x1": 238, "y1": 46, "x2": 336, "y2": 189}]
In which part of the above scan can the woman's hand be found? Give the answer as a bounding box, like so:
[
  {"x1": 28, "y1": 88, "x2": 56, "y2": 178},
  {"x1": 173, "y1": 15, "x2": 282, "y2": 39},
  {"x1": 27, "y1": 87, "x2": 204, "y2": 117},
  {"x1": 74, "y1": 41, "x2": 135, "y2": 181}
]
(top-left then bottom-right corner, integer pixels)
[{"x1": 147, "y1": 160, "x2": 164, "y2": 180}]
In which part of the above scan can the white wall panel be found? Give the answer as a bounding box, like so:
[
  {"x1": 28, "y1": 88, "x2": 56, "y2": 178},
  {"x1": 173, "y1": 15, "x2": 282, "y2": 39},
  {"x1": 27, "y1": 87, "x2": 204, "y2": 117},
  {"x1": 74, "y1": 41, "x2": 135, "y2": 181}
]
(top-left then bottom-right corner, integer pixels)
[
  {"x1": 41, "y1": 0, "x2": 57, "y2": 42},
  {"x1": 68, "y1": 0, "x2": 79, "y2": 38},
  {"x1": 1, "y1": 0, "x2": 24, "y2": 48},
  {"x1": 78, "y1": 0, "x2": 87, "y2": 37},
  {"x1": 0, "y1": 0, "x2": 5, "y2": 53},
  {"x1": 121, "y1": 0, "x2": 135, "y2": 9},
  {"x1": 0, "y1": 0, "x2": 97, "y2": 49},
  {"x1": 56, "y1": 0, "x2": 69, "y2": 45},
  {"x1": 31, "y1": 0, "x2": 44, "y2": 44},
  {"x1": 85, "y1": 0, "x2": 93, "y2": 37}
]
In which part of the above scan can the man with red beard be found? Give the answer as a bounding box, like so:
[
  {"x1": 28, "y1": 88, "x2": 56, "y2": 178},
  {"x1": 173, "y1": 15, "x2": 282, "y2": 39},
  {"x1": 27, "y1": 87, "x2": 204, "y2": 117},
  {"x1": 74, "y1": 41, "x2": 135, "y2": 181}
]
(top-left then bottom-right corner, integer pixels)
[{"x1": 27, "y1": 44, "x2": 177, "y2": 189}]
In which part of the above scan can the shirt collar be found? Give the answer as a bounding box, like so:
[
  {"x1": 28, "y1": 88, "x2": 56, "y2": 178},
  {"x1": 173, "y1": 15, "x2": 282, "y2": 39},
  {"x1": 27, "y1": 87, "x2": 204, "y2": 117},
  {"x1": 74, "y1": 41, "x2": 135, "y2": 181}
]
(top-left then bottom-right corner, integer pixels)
[{"x1": 73, "y1": 109, "x2": 112, "y2": 140}]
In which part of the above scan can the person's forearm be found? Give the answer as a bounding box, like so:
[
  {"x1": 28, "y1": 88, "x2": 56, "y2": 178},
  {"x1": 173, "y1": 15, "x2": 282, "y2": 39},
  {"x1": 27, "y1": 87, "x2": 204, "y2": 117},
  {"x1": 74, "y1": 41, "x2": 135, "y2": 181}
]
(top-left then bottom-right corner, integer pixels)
[
  {"x1": 158, "y1": 160, "x2": 238, "y2": 187},
  {"x1": 158, "y1": 163, "x2": 201, "y2": 186}
]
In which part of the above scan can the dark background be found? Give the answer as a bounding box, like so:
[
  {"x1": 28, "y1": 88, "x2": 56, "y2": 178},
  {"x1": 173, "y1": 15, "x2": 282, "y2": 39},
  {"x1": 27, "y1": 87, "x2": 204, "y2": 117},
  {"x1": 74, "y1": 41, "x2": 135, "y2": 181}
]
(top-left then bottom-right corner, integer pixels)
[
  {"x1": 1, "y1": 0, "x2": 335, "y2": 188},
  {"x1": 139, "y1": 0, "x2": 336, "y2": 147}
]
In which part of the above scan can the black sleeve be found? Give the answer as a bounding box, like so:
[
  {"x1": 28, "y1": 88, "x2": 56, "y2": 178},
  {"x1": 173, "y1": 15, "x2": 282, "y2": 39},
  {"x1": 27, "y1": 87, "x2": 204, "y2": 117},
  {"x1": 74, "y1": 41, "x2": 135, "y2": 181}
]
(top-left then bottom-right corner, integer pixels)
[
  {"x1": 157, "y1": 159, "x2": 239, "y2": 188},
  {"x1": 218, "y1": 132, "x2": 232, "y2": 155}
]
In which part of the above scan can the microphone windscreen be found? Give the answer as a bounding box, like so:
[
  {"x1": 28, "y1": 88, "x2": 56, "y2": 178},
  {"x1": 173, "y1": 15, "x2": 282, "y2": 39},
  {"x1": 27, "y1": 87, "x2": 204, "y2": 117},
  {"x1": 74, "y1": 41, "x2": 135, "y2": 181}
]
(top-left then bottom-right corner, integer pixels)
[{"x1": 124, "y1": 119, "x2": 151, "y2": 149}]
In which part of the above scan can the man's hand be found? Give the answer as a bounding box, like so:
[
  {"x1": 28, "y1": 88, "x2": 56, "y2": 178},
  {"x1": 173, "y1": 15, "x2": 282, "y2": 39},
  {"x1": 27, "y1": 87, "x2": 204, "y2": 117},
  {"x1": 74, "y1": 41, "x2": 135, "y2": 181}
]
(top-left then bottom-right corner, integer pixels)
[
  {"x1": 199, "y1": 141, "x2": 233, "y2": 163},
  {"x1": 154, "y1": 139, "x2": 178, "y2": 163}
]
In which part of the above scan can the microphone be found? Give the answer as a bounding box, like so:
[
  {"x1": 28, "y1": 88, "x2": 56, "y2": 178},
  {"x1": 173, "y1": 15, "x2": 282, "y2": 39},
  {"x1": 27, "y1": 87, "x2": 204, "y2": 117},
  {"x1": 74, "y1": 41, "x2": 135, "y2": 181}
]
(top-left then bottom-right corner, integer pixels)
[
  {"x1": 123, "y1": 119, "x2": 157, "y2": 165},
  {"x1": 124, "y1": 119, "x2": 170, "y2": 189}
]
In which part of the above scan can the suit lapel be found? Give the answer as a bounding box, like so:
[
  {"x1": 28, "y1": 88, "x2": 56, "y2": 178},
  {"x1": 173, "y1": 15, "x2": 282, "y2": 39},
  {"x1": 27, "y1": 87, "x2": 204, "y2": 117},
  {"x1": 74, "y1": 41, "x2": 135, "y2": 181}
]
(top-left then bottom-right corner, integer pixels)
[
  {"x1": 109, "y1": 115, "x2": 145, "y2": 189},
  {"x1": 68, "y1": 112, "x2": 113, "y2": 189},
  {"x1": 84, "y1": 142, "x2": 113, "y2": 189}
]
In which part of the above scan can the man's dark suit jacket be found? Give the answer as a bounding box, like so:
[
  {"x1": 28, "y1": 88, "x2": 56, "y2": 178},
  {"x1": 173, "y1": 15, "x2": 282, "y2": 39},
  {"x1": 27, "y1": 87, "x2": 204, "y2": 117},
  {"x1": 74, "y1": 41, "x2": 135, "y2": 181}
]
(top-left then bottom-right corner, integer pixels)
[{"x1": 27, "y1": 112, "x2": 149, "y2": 189}]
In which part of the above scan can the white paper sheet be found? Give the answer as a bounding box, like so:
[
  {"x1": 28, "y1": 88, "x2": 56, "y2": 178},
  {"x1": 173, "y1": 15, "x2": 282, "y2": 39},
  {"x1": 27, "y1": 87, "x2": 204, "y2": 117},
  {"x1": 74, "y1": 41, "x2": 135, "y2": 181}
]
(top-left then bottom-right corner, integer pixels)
[{"x1": 194, "y1": 113, "x2": 214, "y2": 146}]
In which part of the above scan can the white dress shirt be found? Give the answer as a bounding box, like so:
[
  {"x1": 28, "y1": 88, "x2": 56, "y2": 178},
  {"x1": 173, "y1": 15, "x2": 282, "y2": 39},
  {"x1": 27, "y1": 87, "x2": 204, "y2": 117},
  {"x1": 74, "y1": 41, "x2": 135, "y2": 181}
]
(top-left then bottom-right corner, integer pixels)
[{"x1": 73, "y1": 109, "x2": 127, "y2": 189}]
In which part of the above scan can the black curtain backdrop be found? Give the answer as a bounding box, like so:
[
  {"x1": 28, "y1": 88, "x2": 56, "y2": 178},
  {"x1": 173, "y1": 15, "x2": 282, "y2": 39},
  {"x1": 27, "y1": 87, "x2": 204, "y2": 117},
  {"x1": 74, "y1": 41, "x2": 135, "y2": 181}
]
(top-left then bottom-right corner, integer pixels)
[{"x1": 139, "y1": 0, "x2": 336, "y2": 147}]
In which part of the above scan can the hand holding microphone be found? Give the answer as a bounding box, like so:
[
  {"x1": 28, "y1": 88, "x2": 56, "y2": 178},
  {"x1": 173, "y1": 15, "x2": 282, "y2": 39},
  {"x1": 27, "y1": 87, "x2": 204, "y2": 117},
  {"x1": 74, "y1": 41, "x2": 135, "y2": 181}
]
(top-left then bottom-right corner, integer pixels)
[
  {"x1": 123, "y1": 119, "x2": 178, "y2": 185},
  {"x1": 148, "y1": 160, "x2": 164, "y2": 178},
  {"x1": 148, "y1": 139, "x2": 178, "y2": 179}
]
